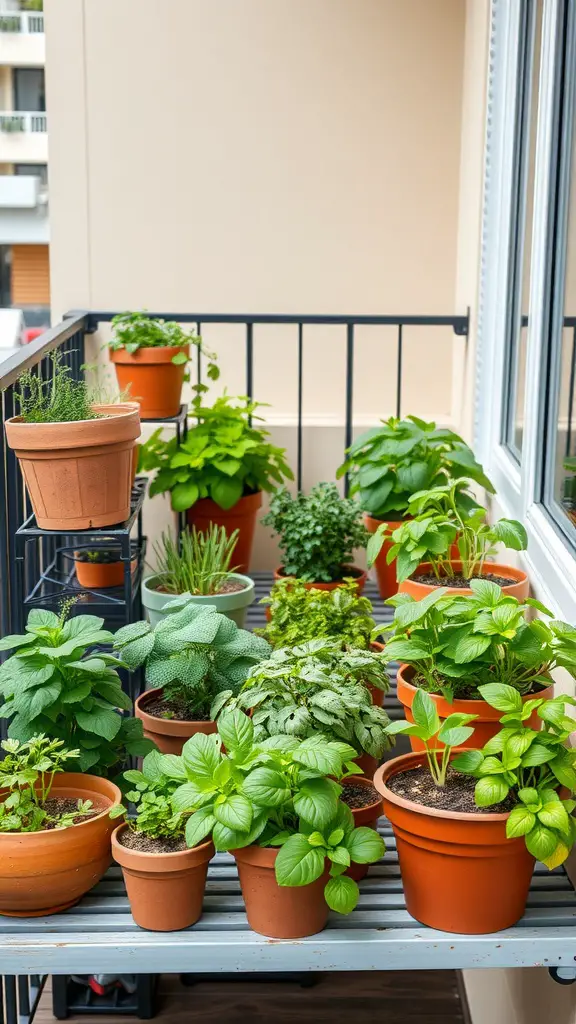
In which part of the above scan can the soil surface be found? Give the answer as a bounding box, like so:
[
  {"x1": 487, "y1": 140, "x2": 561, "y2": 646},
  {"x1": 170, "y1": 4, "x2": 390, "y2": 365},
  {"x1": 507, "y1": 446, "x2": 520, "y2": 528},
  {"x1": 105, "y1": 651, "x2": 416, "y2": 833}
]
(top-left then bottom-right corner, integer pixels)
[
  {"x1": 74, "y1": 550, "x2": 121, "y2": 564},
  {"x1": 154, "y1": 579, "x2": 246, "y2": 595},
  {"x1": 341, "y1": 781, "x2": 380, "y2": 810},
  {"x1": 412, "y1": 571, "x2": 515, "y2": 588},
  {"x1": 411, "y1": 674, "x2": 550, "y2": 702},
  {"x1": 143, "y1": 693, "x2": 211, "y2": 722},
  {"x1": 387, "y1": 765, "x2": 516, "y2": 814},
  {"x1": 42, "y1": 797, "x2": 99, "y2": 828},
  {"x1": 118, "y1": 830, "x2": 188, "y2": 854}
]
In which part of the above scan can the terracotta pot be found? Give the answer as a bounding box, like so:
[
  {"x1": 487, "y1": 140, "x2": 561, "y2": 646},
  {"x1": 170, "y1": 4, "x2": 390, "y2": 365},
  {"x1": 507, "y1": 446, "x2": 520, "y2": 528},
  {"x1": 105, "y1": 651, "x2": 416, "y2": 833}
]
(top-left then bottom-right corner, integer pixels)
[
  {"x1": 135, "y1": 687, "x2": 217, "y2": 755},
  {"x1": 74, "y1": 555, "x2": 136, "y2": 590},
  {"x1": 374, "y1": 752, "x2": 535, "y2": 933},
  {"x1": 342, "y1": 776, "x2": 384, "y2": 881},
  {"x1": 112, "y1": 824, "x2": 213, "y2": 931},
  {"x1": 354, "y1": 751, "x2": 379, "y2": 777},
  {"x1": 5, "y1": 403, "x2": 140, "y2": 530},
  {"x1": 363, "y1": 514, "x2": 405, "y2": 599},
  {"x1": 186, "y1": 491, "x2": 262, "y2": 574},
  {"x1": 233, "y1": 844, "x2": 329, "y2": 938},
  {"x1": 397, "y1": 665, "x2": 554, "y2": 753},
  {"x1": 110, "y1": 345, "x2": 189, "y2": 420},
  {"x1": 399, "y1": 560, "x2": 529, "y2": 601},
  {"x1": 273, "y1": 565, "x2": 368, "y2": 594},
  {"x1": 0, "y1": 773, "x2": 121, "y2": 917}
]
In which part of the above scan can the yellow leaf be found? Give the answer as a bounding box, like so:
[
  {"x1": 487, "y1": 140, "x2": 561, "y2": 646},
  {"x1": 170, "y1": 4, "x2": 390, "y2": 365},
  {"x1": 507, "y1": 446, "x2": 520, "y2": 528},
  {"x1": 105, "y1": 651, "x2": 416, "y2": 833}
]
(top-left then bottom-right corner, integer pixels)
[{"x1": 542, "y1": 840, "x2": 569, "y2": 870}]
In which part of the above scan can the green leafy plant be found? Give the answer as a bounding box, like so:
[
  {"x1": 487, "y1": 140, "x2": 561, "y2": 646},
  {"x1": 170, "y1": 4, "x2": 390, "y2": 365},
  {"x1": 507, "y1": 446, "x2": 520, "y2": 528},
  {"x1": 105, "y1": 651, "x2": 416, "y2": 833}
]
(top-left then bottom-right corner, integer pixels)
[
  {"x1": 109, "y1": 749, "x2": 186, "y2": 841},
  {"x1": 0, "y1": 606, "x2": 154, "y2": 775},
  {"x1": 113, "y1": 599, "x2": 271, "y2": 718},
  {"x1": 385, "y1": 688, "x2": 477, "y2": 786},
  {"x1": 337, "y1": 415, "x2": 494, "y2": 520},
  {"x1": 13, "y1": 351, "x2": 98, "y2": 424},
  {"x1": 108, "y1": 311, "x2": 219, "y2": 380},
  {"x1": 367, "y1": 481, "x2": 527, "y2": 582},
  {"x1": 0, "y1": 736, "x2": 93, "y2": 833},
  {"x1": 261, "y1": 482, "x2": 368, "y2": 583},
  {"x1": 215, "y1": 640, "x2": 391, "y2": 760},
  {"x1": 140, "y1": 393, "x2": 293, "y2": 513},
  {"x1": 375, "y1": 581, "x2": 576, "y2": 702},
  {"x1": 159, "y1": 711, "x2": 385, "y2": 913},
  {"x1": 453, "y1": 686, "x2": 576, "y2": 868},
  {"x1": 257, "y1": 578, "x2": 376, "y2": 650},
  {"x1": 151, "y1": 524, "x2": 240, "y2": 596},
  {"x1": 74, "y1": 548, "x2": 121, "y2": 564}
]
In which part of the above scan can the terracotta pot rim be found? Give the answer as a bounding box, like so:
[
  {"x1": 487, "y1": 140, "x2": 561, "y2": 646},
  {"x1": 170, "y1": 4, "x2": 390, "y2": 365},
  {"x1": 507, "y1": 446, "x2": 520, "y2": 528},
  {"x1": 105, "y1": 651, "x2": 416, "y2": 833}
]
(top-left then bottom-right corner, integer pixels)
[
  {"x1": 6, "y1": 403, "x2": 139, "y2": 429},
  {"x1": 112, "y1": 823, "x2": 213, "y2": 861},
  {"x1": 275, "y1": 564, "x2": 367, "y2": 584},
  {"x1": 342, "y1": 775, "x2": 383, "y2": 816},
  {"x1": 0, "y1": 773, "x2": 121, "y2": 837},
  {"x1": 374, "y1": 751, "x2": 516, "y2": 823},
  {"x1": 192, "y1": 490, "x2": 263, "y2": 511},
  {"x1": 407, "y1": 561, "x2": 528, "y2": 588},
  {"x1": 135, "y1": 688, "x2": 216, "y2": 736},
  {"x1": 397, "y1": 664, "x2": 554, "y2": 708},
  {"x1": 109, "y1": 345, "x2": 190, "y2": 364}
]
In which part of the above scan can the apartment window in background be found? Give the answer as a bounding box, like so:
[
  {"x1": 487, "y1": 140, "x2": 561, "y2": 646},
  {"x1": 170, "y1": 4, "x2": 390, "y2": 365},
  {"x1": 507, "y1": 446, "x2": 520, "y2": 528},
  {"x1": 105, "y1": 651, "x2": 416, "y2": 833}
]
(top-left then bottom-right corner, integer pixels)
[
  {"x1": 502, "y1": 0, "x2": 543, "y2": 460},
  {"x1": 14, "y1": 164, "x2": 47, "y2": 185},
  {"x1": 12, "y1": 68, "x2": 45, "y2": 113}
]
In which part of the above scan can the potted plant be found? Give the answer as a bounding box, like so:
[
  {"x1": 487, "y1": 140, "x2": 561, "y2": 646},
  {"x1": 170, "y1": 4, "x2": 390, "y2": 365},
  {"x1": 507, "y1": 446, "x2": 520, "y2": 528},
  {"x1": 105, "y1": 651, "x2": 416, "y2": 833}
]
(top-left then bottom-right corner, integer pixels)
[
  {"x1": 140, "y1": 393, "x2": 293, "y2": 572},
  {"x1": 375, "y1": 687, "x2": 576, "y2": 933},
  {"x1": 107, "y1": 311, "x2": 219, "y2": 420},
  {"x1": 0, "y1": 735, "x2": 121, "y2": 916},
  {"x1": 373, "y1": 582, "x2": 572, "y2": 751},
  {"x1": 113, "y1": 599, "x2": 271, "y2": 755},
  {"x1": 337, "y1": 416, "x2": 494, "y2": 599},
  {"x1": 157, "y1": 712, "x2": 386, "y2": 937},
  {"x1": 367, "y1": 481, "x2": 529, "y2": 599},
  {"x1": 143, "y1": 524, "x2": 254, "y2": 628},
  {"x1": 109, "y1": 749, "x2": 214, "y2": 931},
  {"x1": 261, "y1": 482, "x2": 369, "y2": 590},
  {"x1": 0, "y1": 605, "x2": 154, "y2": 775},
  {"x1": 5, "y1": 353, "x2": 140, "y2": 530},
  {"x1": 73, "y1": 543, "x2": 136, "y2": 590},
  {"x1": 215, "y1": 639, "x2": 391, "y2": 775},
  {"x1": 258, "y1": 578, "x2": 376, "y2": 650}
]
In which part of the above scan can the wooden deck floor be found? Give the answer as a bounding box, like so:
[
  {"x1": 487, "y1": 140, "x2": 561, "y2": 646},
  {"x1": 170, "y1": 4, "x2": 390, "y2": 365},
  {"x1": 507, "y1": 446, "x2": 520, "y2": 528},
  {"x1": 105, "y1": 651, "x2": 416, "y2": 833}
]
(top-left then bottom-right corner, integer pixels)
[{"x1": 35, "y1": 972, "x2": 469, "y2": 1024}]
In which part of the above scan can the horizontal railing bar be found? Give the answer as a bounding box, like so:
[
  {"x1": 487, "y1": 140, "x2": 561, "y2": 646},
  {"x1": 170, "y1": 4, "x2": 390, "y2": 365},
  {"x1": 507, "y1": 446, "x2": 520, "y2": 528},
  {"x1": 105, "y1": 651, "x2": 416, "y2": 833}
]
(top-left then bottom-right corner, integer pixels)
[
  {"x1": 0, "y1": 313, "x2": 88, "y2": 390},
  {"x1": 70, "y1": 309, "x2": 470, "y2": 331}
]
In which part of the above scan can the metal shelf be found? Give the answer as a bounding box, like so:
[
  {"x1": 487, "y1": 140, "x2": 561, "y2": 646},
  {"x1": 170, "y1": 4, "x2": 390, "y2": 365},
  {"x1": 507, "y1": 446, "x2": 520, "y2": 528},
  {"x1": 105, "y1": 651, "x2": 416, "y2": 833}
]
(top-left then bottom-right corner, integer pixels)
[{"x1": 16, "y1": 477, "x2": 148, "y2": 539}]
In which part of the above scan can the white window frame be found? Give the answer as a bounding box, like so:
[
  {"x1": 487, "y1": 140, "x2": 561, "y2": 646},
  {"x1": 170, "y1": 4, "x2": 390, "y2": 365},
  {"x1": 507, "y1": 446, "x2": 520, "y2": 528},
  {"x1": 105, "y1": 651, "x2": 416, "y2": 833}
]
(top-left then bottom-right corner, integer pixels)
[{"x1": 476, "y1": 0, "x2": 576, "y2": 621}]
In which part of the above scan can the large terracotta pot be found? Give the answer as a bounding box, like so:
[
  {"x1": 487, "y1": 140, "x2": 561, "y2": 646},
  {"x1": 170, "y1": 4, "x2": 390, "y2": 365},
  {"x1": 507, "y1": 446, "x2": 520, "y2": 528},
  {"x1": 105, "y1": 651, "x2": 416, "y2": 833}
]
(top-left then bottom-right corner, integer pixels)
[
  {"x1": 342, "y1": 776, "x2": 384, "y2": 881},
  {"x1": 110, "y1": 345, "x2": 189, "y2": 420},
  {"x1": 112, "y1": 824, "x2": 214, "y2": 931},
  {"x1": 397, "y1": 666, "x2": 553, "y2": 752},
  {"x1": 187, "y1": 491, "x2": 262, "y2": 574},
  {"x1": 399, "y1": 561, "x2": 529, "y2": 601},
  {"x1": 5, "y1": 403, "x2": 140, "y2": 530},
  {"x1": 135, "y1": 687, "x2": 217, "y2": 755},
  {"x1": 273, "y1": 565, "x2": 368, "y2": 594},
  {"x1": 233, "y1": 844, "x2": 329, "y2": 938},
  {"x1": 0, "y1": 773, "x2": 121, "y2": 917},
  {"x1": 364, "y1": 514, "x2": 405, "y2": 600},
  {"x1": 374, "y1": 752, "x2": 535, "y2": 933}
]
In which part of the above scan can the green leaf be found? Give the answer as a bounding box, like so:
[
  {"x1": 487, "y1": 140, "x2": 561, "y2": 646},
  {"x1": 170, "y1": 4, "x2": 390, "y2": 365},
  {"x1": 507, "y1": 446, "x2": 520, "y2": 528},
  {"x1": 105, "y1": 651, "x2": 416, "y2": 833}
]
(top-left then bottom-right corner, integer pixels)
[
  {"x1": 437, "y1": 724, "x2": 475, "y2": 747},
  {"x1": 171, "y1": 350, "x2": 189, "y2": 365},
  {"x1": 293, "y1": 778, "x2": 340, "y2": 830},
  {"x1": 213, "y1": 793, "x2": 253, "y2": 832},
  {"x1": 538, "y1": 801, "x2": 570, "y2": 835},
  {"x1": 506, "y1": 806, "x2": 536, "y2": 838},
  {"x1": 25, "y1": 681, "x2": 62, "y2": 719},
  {"x1": 478, "y1": 683, "x2": 522, "y2": 713},
  {"x1": 76, "y1": 706, "x2": 121, "y2": 741},
  {"x1": 345, "y1": 826, "x2": 385, "y2": 864},
  {"x1": 171, "y1": 480, "x2": 200, "y2": 512},
  {"x1": 491, "y1": 518, "x2": 528, "y2": 551},
  {"x1": 158, "y1": 754, "x2": 188, "y2": 781},
  {"x1": 521, "y1": 744, "x2": 555, "y2": 767},
  {"x1": 324, "y1": 874, "x2": 359, "y2": 914},
  {"x1": 274, "y1": 833, "x2": 326, "y2": 887},
  {"x1": 518, "y1": 787, "x2": 540, "y2": 805},
  {"x1": 411, "y1": 688, "x2": 439, "y2": 738},
  {"x1": 293, "y1": 741, "x2": 343, "y2": 777},
  {"x1": 26, "y1": 609, "x2": 59, "y2": 629},
  {"x1": 475, "y1": 775, "x2": 510, "y2": 807},
  {"x1": 242, "y1": 767, "x2": 291, "y2": 808},
  {"x1": 172, "y1": 781, "x2": 213, "y2": 813},
  {"x1": 211, "y1": 476, "x2": 243, "y2": 511},
  {"x1": 328, "y1": 846, "x2": 350, "y2": 867},
  {"x1": 217, "y1": 710, "x2": 253, "y2": 759},
  {"x1": 525, "y1": 823, "x2": 558, "y2": 861},
  {"x1": 185, "y1": 807, "x2": 216, "y2": 848},
  {"x1": 182, "y1": 732, "x2": 222, "y2": 781},
  {"x1": 451, "y1": 749, "x2": 484, "y2": 774},
  {"x1": 453, "y1": 633, "x2": 491, "y2": 663},
  {"x1": 0, "y1": 633, "x2": 37, "y2": 651},
  {"x1": 468, "y1": 579, "x2": 502, "y2": 607}
]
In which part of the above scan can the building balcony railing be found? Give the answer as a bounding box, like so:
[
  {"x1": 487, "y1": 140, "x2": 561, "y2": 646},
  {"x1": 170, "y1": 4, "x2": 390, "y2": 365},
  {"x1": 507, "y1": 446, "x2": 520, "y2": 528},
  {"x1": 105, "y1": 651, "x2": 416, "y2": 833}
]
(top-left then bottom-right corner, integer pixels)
[
  {"x1": 0, "y1": 10, "x2": 43, "y2": 33},
  {"x1": 0, "y1": 111, "x2": 46, "y2": 133},
  {"x1": 0, "y1": 111, "x2": 47, "y2": 161}
]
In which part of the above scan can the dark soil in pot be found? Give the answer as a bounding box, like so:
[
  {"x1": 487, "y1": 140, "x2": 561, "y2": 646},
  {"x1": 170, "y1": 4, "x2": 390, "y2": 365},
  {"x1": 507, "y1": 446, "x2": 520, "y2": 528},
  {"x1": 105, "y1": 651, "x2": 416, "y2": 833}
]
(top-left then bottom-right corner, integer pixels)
[
  {"x1": 74, "y1": 549, "x2": 121, "y2": 564},
  {"x1": 412, "y1": 571, "x2": 516, "y2": 588},
  {"x1": 142, "y1": 693, "x2": 211, "y2": 722},
  {"x1": 41, "y1": 798, "x2": 100, "y2": 828},
  {"x1": 118, "y1": 831, "x2": 188, "y2": 854},
  {"x1": 387, "y1": 765, "x2": 517, "y2": 814},
  {"x1": 340, "y1": 780, "x2": 380, "y2": 810}
]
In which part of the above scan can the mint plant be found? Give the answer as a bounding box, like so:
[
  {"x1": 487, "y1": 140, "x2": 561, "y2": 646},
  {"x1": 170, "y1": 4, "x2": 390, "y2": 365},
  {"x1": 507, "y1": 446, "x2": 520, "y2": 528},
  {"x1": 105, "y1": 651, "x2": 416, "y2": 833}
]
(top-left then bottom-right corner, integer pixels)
[
  {"x1": 215, "y1": 640, "x2": 391, "y2": 760},
  {"x1": 140, "y1": 393, "x2": 293, "y2": 513},
  {"x1": 113, "y1": 599, "x2": 271, "y2": 718},
  {"x1": 385, "y1": 688, "x2": 477, "y2": 786},
  {"x1": 257, "y1": 578, "x2": 376, "y2": 650},
  {"x1": 109, "y1": 311, "x2": 219, "y2": 379},
  {"x1": 453, "y1": 686, "x2": 576, "y2": 868},
  {"x1": 261, "y1": 483, "x2": 368, "y2": 583},
  {"x1": 337, "y1": 415, "x2": 493, "y2": 520},
  {"x1": 0, "y1": 736, "x2": 93, "y2": 833},
  {"x1": 0, "y1": 606, "x2": 153, "y2": 775},
  {"x1": 110, "y1": 749, "x2": 186, "y2": 842},
  {"x1": 374, "y1": 581, "x2": 576, "y2": 702},
  {"x1": 159, "y1": 712, "x2": 385, "y2": 912}
]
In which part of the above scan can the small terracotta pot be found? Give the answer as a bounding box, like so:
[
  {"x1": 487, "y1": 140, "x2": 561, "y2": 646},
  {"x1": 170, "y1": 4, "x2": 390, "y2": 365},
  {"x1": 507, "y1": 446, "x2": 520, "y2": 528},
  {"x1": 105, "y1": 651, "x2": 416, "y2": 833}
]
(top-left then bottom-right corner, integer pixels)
[
  {"x1": 397, "y1": 665, "x2": 554, "y2": 752},
  {"x1": 0, "y1": 773, "x2": 121, "y2": 917},
  {"x1": 354, "y1": 751, "x2": 379, "y2": 778},
  {"x1": 374, "y1": 752, "x2": 536, "y2": 933},
  {"x1": 5, "y1": 403, "x2": 140, "y2": 530},
  {"x1": 135, "y1": 687, "x2": 217, "y2": 755},
  {"x1": 112, "y1": 824, "x2": 214, "y2": 931},
  {"x1": 110, "y1": 345, "x2": 189, "y2": 420},
  {"x1": 273, "y1": 566, "x2": 368, "y2": 594},
  {"x1": 399, "y1": 561, "x2": 529, "y2": 601},
  {"x1": 342, "y1": 776, "x2": 384, "y2": 881},
  {"x1": 364, "y1": 514, "x2": 405, "y2": 599},
  {"x1": 74, "y1": 555, "x2": 136, "y2": 590},
  {"x1": 187, "y1": 491, "x2": 262, "y2": 574},
  {"x1": 233, "y1": 844, "x2": 329, "y2": 938}
]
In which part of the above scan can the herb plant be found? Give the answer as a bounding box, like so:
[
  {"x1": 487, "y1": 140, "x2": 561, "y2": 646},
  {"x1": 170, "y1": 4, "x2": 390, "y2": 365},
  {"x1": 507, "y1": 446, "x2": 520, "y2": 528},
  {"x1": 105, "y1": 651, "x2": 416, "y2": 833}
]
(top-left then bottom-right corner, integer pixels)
[
  {"x1": 140, "y1": 393, "x2": 293, "y2": 513},
  {"x1": 160, "y1": 712, "x2": 386, "y2": 913},
  {"x1": 14, "y1": 351, "x2": 97, "y2": 424},
  {"x1": 215, "y1": 640, "x2": 391, "y2": 760},
  {"x1": 258, "y1": 578, "x2": 376, "y2": 650},
  {"x1": 109, "y1": 311, "x2": 219, "y2": 379},
  {"x1": 453, "y1": 686, "x2": 576, "y2": 868},
  {"x1": 375, "y1": 581, "x2": 576, "y2": 702},
  {"x1": 109, "y1": 749, "x2": 186, "y2": 842},
  {"x1": 0, "y1": 606, "x2": 153, "y2": 775},
  {"x1": 385, "y1": 689, "x2": 477, "y2": 786},
  {"x1": 261, "y1": 482, "x2": 368, "y2": 583},
  {"x1": 337, "y1": 415, "x2": 494, "y2": 519},
  {"x1": 113, "y1": 599, "x2": 271, "y2": 718},
  {"x1": 75, "y1": 548, "x2": 121, "y2": 564},
  {"x1": 151, "y1": 524, "x2": 240, "y2": 596},
  {"x1": 0, "y1": 736, "x2": 93, "y2": 833}
]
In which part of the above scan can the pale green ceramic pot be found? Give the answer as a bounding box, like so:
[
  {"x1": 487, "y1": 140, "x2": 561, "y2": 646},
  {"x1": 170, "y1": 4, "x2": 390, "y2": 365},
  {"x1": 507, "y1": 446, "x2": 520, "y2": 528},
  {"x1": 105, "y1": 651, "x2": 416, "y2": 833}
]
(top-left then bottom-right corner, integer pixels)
[{"x1": 141, "y1": 573, "x2": 255, "y2": 628}]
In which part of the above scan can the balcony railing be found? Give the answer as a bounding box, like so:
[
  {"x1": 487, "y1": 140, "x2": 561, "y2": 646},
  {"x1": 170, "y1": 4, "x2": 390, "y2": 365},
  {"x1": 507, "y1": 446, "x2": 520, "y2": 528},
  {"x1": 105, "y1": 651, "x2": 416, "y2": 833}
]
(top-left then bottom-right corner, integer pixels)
[
  {"x1": 0, "y1": 11, "x2": 43, "y2": 33},
  {"x1": 0, "y1": 111, "x2": 46, "y2": 134}
]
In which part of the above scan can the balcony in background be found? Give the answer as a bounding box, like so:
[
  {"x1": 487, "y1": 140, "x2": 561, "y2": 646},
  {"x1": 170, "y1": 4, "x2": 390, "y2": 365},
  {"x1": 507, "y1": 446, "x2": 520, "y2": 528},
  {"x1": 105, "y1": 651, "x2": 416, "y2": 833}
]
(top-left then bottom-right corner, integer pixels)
[
  {"x1": 0, "y1": 172, "x2": 47, "y2": 243},
  {"x1": 0, "y1": 112, "x2": 47, "y2": 162},
  {"x1": 0, "y1": 10, "x2": 44, "y2": 65}
]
